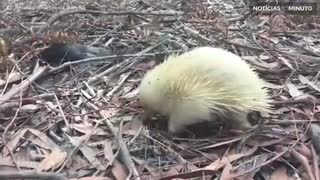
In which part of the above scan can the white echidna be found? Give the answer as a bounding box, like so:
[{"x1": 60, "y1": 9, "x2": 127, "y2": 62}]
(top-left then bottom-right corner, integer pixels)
[
  {"x1": 0, "y1": 36, "x2": 8, "y2": 57},
  {"x1": 138, "y1": 47, "x2": 271, "y2": 134}
]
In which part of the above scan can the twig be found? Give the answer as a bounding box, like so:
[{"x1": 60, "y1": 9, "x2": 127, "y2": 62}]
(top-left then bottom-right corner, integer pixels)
[
  {"x1": 268, "y1": 120, "x2": 320, "y2": 125},
  {"x1": 143, "y1": 133, "x2": 187, "y2": 164},
  {"x1": 280, "y1": 51, "x2": 320, "y2": 64},
  {"x1": 56, "y1": 117, "x2": 103, "y2": 173},
  {"x1": 85, "y1": 39, "x2": 168, "y2": 87},
  {"x1": 235, "y1": 148, "x2": 289, "y2": 176},
  {"x1": 181, "y1": 24, "x2": 212, "y2": 43},
  {"x1": 271, "y1": 30, "x2": 320, "y2": 34},
  {"x1": 128, "y1": 125, "x2": 143, "y2": 146},
  {"x1": 222, "y1": 40, "x2": 267, "y2": 52},
  {"x1": 48, "y1": 50, "x2": 181, "y2": 73},
  {"x1": 0, "y1": 15, "x2": 29, "y2": 31},
  {"x1": 0, "y1": 65, "x2": 48, "y2": 105},
  {"x1": 114, "y1": 44, "x2": 170, "y2": 76},
  {"x1": 54, "y1": 94, "x2": 70, "y2": 131},
  {"x1": 1, "y1": 59, "x2": 18, "y2": 95},
  {"x1": 2, "y1": 88, "x2": 23, "y2": 171},
  {"x1": 82, "y1": 86, "x2": 140, "y2": 179},
  {"x1": 119, "y1": 120, "x2": 140, "y2": 180},
  {"x1": 198, "y1": 134, "x2": 252, "y2": 150},
  {"x1": 103, "y1": 118, "x2": 140, "y2": 180},
  {"x1": 37, "y1": 10, "x2": 183, "y2": 34},
  {"x1": 226, "y1": 10, "x2": 251, "y2": 22},
  {"x1": 285, "y1": 40, "x2": 320, "y2": 57},
  {"x1": 105, "y1": 72, "x2": 132, "y2": 102},
  {"x1": 271, "y1": 99, "x2": 320, "y2": 106}
]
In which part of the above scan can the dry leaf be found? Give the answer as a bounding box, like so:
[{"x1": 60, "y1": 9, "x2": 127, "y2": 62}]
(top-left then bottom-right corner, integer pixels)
[
  {"x1": 295, "y1": 144, "x2": 312, "y2": 160},
  {"x1": 286, "y1": 81, "x2": 303, "y2": 98},
  {"x1": 38, "y1": 149, "x2": 67, "y2": 171},
  {"x1": 71, "y1": 123, "x2": 108, "y2": 135},
  {"x1": 109, "y1": 116, "x2": 134, "y2": 124},
  {"x1": 204, "y1": 154, "x2": 246, "y2": 171},
  {"x1": 121, "y1": 87, "x2": 139, "y2": 99},
  {"x1": 299, "y1": 75, "x2": 311, "y2": 85},
  {"x1": 275, "y1": 107, "x2": 291, "y2": 114},
  {"x1": 0, "y1": 156, "x2": 40, "y2": 168},
  {"x1": 160, "y1": 169, "x2": 217, "y2": 180},
  {"x1": 0, "y1": 72, "x2": 21, "y2": 86},
  {"x1": 68, "y1": 135, "x2": 86, "y2": 146},
  {"x1": 163, "y1": 164, "x2": 183, "y2": 177},
  {"x1": 79, "y1": 145, "x2": 106, "y2": 171},
  {"x1": 20, "y1": 104, "x2": 41, "y2": 113},
  {"x1": 259, "y1": 34, "x2": 280, "y2": 44},
  {"x1": 278, "y1": 56, "x2": 294, "y2": 70},
  {"x1": 104, "y1": 140, "x2": 115, "y2": 163},
  {"x1": 246, "y1": 137, "x2": 285, "y2": 147},
  {"x1": 234, "y1": 153, "x2": 269, "y2": 178},
  {"x1": 299, "y1": 75, "x2": 320, "y2": 93},
  {"x1": 100, "y1": 108, "x2": 119, "y2": 118},
  {"x1": 160, "y1": 164, "x2": 212, "y2": 180},
  {"x1": 135, "y1": 60, "x2": 156, "y2": 70},
  {"x1": 271, "y1": 166, "x2": 288, "y2": 180},
  {"x1": 1, "y1": 129, "x2": 28, "y2": 157},
  {"x1": 111, "y1": 160, "x2": 128, "y2": 180},
  {"x1": 270, "y1": 14, "x2": 293, "y2": 32},
  {"x1": 27, "y1": 128, "x2": 61, "y2": 150},
  {"x1": 220, "y1": 162, "x2": 234, "y2": 180},
  {"x1": 68, "y1": 135, "x2": 104, "y2": 170},
  {"x1": 122, "y1": 120, "x2": 142, "y2": 135}
]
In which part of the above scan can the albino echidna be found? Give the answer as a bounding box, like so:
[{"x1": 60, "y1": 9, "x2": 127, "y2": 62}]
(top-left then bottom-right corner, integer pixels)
[
  {"x1": 0, "y1": 36, "x2": 8, "y2": 57},
  {"x1": 138, "y1": 47, "x2": 271, "y2": 134}
]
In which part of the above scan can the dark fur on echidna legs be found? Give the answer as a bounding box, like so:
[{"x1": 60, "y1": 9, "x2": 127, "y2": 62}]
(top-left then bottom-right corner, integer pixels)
[
  {"x1": 138, "y1": 47, "x2": 272, "y2": 134},
  {"x1": 39, "y1": 43, "x2": 112, "y2": 66}
]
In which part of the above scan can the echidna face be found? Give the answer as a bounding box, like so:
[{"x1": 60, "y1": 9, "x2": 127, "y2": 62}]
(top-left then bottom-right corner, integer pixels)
[{"x1": 138, "y1": 72, "x2": 169, "y2": 116}]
